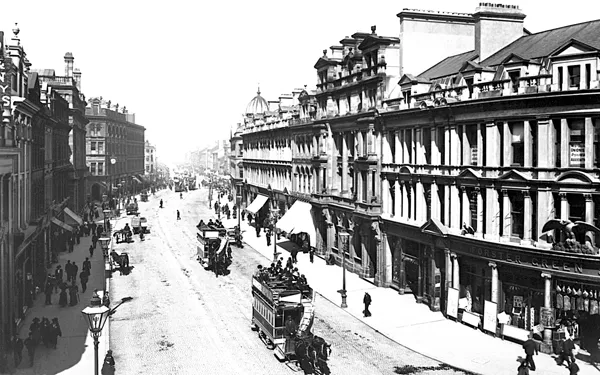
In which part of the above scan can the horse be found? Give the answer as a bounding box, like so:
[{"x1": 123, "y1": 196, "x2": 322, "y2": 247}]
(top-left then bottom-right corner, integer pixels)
[{"x1": 311, "y1": 335, "x2": 332, "y2": 375}]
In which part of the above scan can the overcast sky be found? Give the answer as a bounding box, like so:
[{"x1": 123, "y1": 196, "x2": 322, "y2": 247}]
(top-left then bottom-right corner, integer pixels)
[{"x1": 1, "y1": 0, "x2": 597, "y2": 164}]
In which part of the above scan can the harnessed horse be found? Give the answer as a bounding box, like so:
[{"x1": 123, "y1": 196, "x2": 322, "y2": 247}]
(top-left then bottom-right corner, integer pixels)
[{"x1": 294, "y1": 335, "x2": 331, "y2": 374}]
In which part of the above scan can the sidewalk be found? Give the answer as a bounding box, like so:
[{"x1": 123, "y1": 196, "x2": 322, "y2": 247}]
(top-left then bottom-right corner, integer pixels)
[
  {"x1": 14, "y1": 207, "x2": 109, "y2": 375},
  {"x1": 221, "y1": 211, "x2": 600, "y2": 375}
]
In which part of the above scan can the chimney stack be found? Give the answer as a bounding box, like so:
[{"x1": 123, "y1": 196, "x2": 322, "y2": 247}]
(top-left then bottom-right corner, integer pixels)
[
  {"x1": 73, "y1": 68, "x2": 81, "y2": 91},
  {"x1": 64, "y1": 52, "x2": 74, "y2": 77},
  {"x1": 474, "y1": 3, "x2": 526, "y2": 62}
]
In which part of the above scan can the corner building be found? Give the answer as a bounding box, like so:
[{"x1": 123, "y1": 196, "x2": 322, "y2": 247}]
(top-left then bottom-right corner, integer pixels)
[{"x1": 379, "y1": 3, "x2": 600, "y2": 353}]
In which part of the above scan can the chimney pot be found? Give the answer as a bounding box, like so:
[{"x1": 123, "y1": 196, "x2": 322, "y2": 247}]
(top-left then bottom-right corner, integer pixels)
[{"x1": 371, "y1": 25, "x2": 376, "y2": 34}]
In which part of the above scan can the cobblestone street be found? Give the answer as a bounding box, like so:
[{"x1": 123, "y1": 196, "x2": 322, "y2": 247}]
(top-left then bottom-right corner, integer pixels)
[{"x1": 108, "y1": 189, "x2": 466, "y2": 375}]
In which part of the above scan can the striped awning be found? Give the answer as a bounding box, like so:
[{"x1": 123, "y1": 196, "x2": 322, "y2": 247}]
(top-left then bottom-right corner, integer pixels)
[
  {"x1": 64, "y1": 207, "x2": 83, "y2": 226},
  {"x1": 245, "y1": 194, "x2": 268, "y2": 215}
]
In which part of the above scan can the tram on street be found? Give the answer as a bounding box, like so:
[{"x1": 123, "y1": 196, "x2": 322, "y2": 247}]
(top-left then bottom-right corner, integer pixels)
[
  {"x1": 196, "y1": 224, "x2": 231, "y2": 275},
  {"x1": 251, "y1": 273, "x2": 331, "y2": 374}
]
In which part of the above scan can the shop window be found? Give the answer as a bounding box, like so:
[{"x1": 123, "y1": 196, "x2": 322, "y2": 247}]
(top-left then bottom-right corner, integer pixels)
[
  {"x1": 510, "y1": 191, "x2": 524, "y2": 239},
  {"x1": 569, "y1": 119, "x2": 585, "y2": 167},
  {"x1": 511, "y1": 122, "x2": 524, "y2": 166},
  {"x1": 501, "y1": 272, "x2": 544, "y2": 330}
]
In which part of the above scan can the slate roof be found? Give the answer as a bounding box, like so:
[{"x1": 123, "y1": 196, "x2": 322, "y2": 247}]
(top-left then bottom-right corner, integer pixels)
[
  {"x1": 482, "y1": 19, "x2": 600, "y2": 66},
  {"x1": 418, "y1": 50, "x2": 478, "y2": 80}
]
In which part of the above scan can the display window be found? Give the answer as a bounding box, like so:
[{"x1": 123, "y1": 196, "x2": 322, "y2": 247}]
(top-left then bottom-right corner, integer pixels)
[
  {"x1": 499, "y1": 271, "x2": 544, "y2": 330},
  {"x1": 459, "y1": 260, "x2": 490, "y2": 315}
]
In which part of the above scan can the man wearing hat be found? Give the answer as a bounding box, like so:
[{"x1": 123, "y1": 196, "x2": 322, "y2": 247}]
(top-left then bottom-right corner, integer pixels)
[{"x1": 54, "y1": 265, "x2": 63, "y2": 293}]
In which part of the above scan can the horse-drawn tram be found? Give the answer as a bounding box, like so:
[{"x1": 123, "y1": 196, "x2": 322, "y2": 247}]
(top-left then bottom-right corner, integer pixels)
[
  {"x1": 196, "y1": 224, "x2": 231, "y2": 275},
  {"x1": 251, "y1": 273, "x2": 331, "y2": 374}
]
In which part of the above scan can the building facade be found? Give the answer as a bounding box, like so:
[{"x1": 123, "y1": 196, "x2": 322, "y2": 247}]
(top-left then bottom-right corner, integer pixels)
[
  {"x1": 144, "y1": 140, "x2": 157, "y2": 183},
  {"x1": 35, "y1": 53, "x2": 89, "y2": 213},
  {"x1": 85, "y1": 98, "x2": 145, "y2": 202},
  {"x1": 233, "y1": 2, "x2": 600, "y2": 353}
]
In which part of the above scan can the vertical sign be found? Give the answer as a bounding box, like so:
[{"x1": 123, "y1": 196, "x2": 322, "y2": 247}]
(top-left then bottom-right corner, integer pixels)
[
  {"x1": 483, "y1": 300, "x2": 498, "y2": 334},
  {"x1": 0, "y1": 31, "x2": 11, "y2": 143}
]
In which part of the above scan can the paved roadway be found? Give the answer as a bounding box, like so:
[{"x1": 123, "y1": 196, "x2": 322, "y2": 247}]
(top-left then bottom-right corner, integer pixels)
[{"x1": 108, "y1": 188, "x2": 467, "y2": 375}]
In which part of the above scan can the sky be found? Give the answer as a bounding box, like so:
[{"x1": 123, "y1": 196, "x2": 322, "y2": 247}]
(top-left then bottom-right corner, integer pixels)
[{"x1": 1, "y1": 0, "x2": 598, "y2": 164}]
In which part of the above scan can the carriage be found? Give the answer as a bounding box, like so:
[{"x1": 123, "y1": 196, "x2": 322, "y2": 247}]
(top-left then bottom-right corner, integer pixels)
[
  {"x1": 196, "y1": 225, "x2": 231, "y2": 275},
  {"x1": 131, "y1": 216, "x2": 149, "y2": 234},
  {"x1": 251, "y1": 275, "x2": 331, "y2": 374},
  {"x1": 126, "y1": 202, "x2": 139, "y2": 215}
]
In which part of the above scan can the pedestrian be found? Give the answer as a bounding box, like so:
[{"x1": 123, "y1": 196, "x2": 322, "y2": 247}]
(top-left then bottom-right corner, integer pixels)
[
  {"x1": 65, "y1": 260, "x2": 73, "y2": 283},
  {"x1": 291, "y1": 248, "x2": 298, "y2": 264},
  {"x1": 558, "y1": 335, "x2": 576, "y2": 367},
  {"x1": 266, "y1": 230, "x2": 272, "y2": 246},
  {"x1": 92, "y1": 233, "x2": 98, "y2": 249},
  {"x1": 255, "y1": 224, "x2": 261, "y2": 238},
  {"x1": 72, "y1": 262, "x2": 79, "y2": 284},
  {"x1": 309, "y1": 248, "x2": 315, "y2": 263},
  {"x1": 101, "y1": 350, "x2": 116, "y2": 375},
  {"x1": 24, "y1": 332, "x2": 35, "y2": 367},
  {"x1": 59, "y1": 284, "x2": 68, "y2": 307},
  {"x1": 13, "y1": 335, "x2": 23, "y2": 368},
  {"x1": 69, "y1": 282, "x2": 79, "y2": 306},
  {"x1": 44, "y1": 279, "x2": 53, "y2": 305},
  {"x1": 50, "y1": 318, "x2": 62, "y2": 349},
  {"x1": 89, "y1": 244, "x2": 94, "y2": 257},
  {"x1": 75, "y1": 227, "x2": 81, "y2": 244},
  {"x1": 83, "y1": 257, "x2": 91, "y2": 273},
  {"x1": 177, "y1": 210, "x2": 181, "y2": 220},
  {"x1": 241, "y1": 210, "x2": 246, "y2": 221},
  {"x1": 517, "y1": 359, "x2": 529, "y2": 375},
  {"x1": 363, "y1": 292, "x2": 372, "y2": 317},
  {"x1": 522, "y1": 332, "x2": 538, "y2": 371},
  {"x1": 80, "y1": 270, "x2": 89, "y2": 293},
  {"x1": 54, "y1": 265, "x2": 63, "y2": 293}
]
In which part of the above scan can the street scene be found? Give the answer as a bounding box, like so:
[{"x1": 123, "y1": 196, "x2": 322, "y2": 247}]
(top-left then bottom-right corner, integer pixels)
[{"x1": 2, "y1": 1, "x2": 600, "y2": 375}]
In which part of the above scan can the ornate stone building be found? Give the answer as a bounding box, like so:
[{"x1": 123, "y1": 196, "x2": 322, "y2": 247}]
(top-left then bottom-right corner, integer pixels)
[{"x1": 85, "y1": 98, "x2": 145, "y2": 201}]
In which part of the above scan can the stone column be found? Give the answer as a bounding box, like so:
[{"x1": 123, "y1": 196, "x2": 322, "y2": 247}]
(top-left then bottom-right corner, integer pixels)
[
  {"x1": 398, "y1": 238, "x2": 406, "y2": 294},
  {"x1": 541, "y1": 273, "x2": 553, "y2": 354},
  {"x1": 503, "y1": 122, "x2": 511, "y2": 167},
  {"x1": 382, "y1": 178, "x2": 390, "y2": 215},
  {"x1": 585, "y1": 117, "x2": 594, "y2": 169},
  {"x1": 522, "y1": 191, "x2": 532, "y2": 245},
  {"x1": 451, "y1": 252, "x2": 459, "y2": 289},
  {"x1": 431, "y1": 127, "x2": 440, "y2": 166},
  {"x1": 450, "y1": 182, "x2": 460, "y2": 230},
  {"x1": 489, "y1": 261, "x2": 499, "y2": 304},
  {"x1": 401, "y1": 181, "x2": 408, "y2": 220},
  {"x1": 444, "y1": 125, "x2": 451, "y2": 166},
  {"x1": 585, "y1": 193, "x2": 595, "y2": 245},
  {"x1": 341, "y1": 133, "x2": 349, "y2": 196},
  {"x1": 444, "y1": 249, "x2": 452, "y2": 307},
  {"x1": 394, "y1": 130, "x2": 402, "y2": 164},
  {"x1": 403, "y1": 130, "x2": 410, "y2": 163},
  {"x1": 394, "y1": 178, "x2": 401, "y2": 218},
  {"x1": 560, "y1": 192, "x2": 568, "y2": 242},
  {"x1": 475, "y1": 187, "x2": 485, "y2": 238},
  {"x1": 430, "y1": 181, "x2": 440, "y2": 221},
  {"x1": 450, "y1": 124, "x2": 461, "y2": 166},
  {"x1": 485, "y1": 188, "x2": 500, "y2": 241},
  {"x1": 501, "y1": 189, "x2": 511, "y2": 241},
  {"x1": 415, "y1": 178, "x2": 424, "y2": 223},
  {"x1": 476, "y1": 123, "x2": 484, "y2": 167},
  {"x1": 560, "y1": 119, "x2": 569, "y2": 168},
  {"x1": 461, "y1": 186, "x2": 471, "y2": 227},
  {"x1": 524, "y1": 120, "x2": 532, "y2": 168}
]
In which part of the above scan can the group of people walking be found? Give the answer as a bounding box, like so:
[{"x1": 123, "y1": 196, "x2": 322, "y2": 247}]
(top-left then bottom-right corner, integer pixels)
[
  {"x1": 44, "y1": 257, "x2": 92, "y2": 308},
  {"x1": 10, "y1": 316, "x2": 62, "y2": 368}
]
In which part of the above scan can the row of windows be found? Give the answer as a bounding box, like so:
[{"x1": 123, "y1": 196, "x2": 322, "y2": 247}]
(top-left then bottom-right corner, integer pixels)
[{"x1": 89, "y1": 162, "x2": 105, "y2": 176}]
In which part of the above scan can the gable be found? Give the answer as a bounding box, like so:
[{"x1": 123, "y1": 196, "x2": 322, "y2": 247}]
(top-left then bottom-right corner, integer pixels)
[
  {"x1": 557, "y1": 45, "x2": 592, "y2": 56},
  {"x1": 420, "y1": 218, "x2": 449, "y2": 237},
  {"x1": 549, "y1": 38, "x2": 598, "y2": 58},
  {"x1": 313, "y1": 57, "x2": 337, "y2": 70},
  {"x1": 457, "y1": 168, "x2": 482, "y2": 179},
  {"x1": 498, "y1": 169, "x2": 529, "y2": 181}
]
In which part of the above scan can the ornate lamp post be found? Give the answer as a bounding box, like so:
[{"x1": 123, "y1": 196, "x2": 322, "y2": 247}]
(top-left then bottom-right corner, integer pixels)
[
  {"x1": 81, "y1": 294, "x2": 111, "y2": 375},
  {"x1": 237, "y1": 194, "x2": 242, "y2": 229},
  {"x1": 82, "y1": 294, "x2": 132, "y2": 375},
  {"x1": 337, "y1": 232, "x2": 349, "y2": 308},
  {"x1": 102, "y1": 210, "x2": 111, "y2": 234},
  {"x1": 98, "y1": 237, "x2": 111, "y2": 258}
]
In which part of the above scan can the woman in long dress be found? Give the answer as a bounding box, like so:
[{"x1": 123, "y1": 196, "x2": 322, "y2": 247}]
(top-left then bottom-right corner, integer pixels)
[{"x1": 69, "y1": 283, "x2": 79, "y2": 306}]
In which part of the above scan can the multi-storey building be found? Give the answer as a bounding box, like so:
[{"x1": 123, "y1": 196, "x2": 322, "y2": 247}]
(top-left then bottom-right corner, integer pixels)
[
  {"x1": 144, "y1": 140, "x2": 157, "y2": 184},
  {"x1": 85, "y1": 98, "x2": 145, "y2": 201},
  {"x1": 229, "y1": 124, "x2": 244, "y2": 200},
  {"x1": 35, "y1": 53, "x2": 88, "y2": 213},
  {"x1": 235, "y1": 2, "x2": 600, "y2": 353}
]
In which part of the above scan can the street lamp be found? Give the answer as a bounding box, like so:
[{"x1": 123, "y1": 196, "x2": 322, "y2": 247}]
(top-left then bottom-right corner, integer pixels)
[
  {"x1": 82, "y1": 294, "x2": 132, "y2": 375},
  {"x1": 270, "y1": 207, "x2": 280, "y2": 263},
  {"x1": 102, "y1": 210, "x2": 111, "y2": 233},
  {"x1": 338, "y1": 232, "x2": 349, "y2": 308},
  {"x1": 81, "y1": 294, "x2": 111, "y2": 375},
  {"x1": 98, "y1": 237, "x2": 111, "y2": 258}
]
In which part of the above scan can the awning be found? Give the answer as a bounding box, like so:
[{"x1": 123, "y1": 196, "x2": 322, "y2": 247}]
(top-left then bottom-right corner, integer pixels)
[
  {"x1": 136, "y1": 174, "x2": 148, "y2": 183},
  {"x1": 51, "y1": 217, "x2": 73, "y2": 232},
  {"x1": 245, "y1": 194, "x2": 268, "y2": 215},
  {"x1": 132, "y1": 176, "x2": 142, "y2": 184},
  {"x1": 276, "y1": 200, "x2": 316, "y2": 247},
  {"x1": 16, "y1": 225, "x2": 45, "y2": 258},
  {"x1": 64, "y1": 207, "x2": 83, "y2": 226}
]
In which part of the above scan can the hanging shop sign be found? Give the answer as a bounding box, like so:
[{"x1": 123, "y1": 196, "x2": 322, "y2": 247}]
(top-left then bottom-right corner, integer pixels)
[
  {"x1": 0, "y1": 31, "x2": 11, "y2": 124},
  {"x1": 459, "y1": 244, "x2": 600, "y2": 278}
]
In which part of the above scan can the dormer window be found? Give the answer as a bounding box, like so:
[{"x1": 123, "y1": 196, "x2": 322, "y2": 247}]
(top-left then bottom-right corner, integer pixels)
[
  {"x1": 403, "y1": 90, "x2": 411, "y2": 105},
  {"x1": 508, "y1": 70, "x2": 520, "y2": 93},
  {"x1": 465, "y1": 77, "x2": 474, "y2": 98}
]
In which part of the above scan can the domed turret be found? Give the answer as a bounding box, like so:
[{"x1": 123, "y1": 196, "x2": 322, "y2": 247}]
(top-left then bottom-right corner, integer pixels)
[{"x1": 246, "y1": 87, "x2": 269, "y2": 115}]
